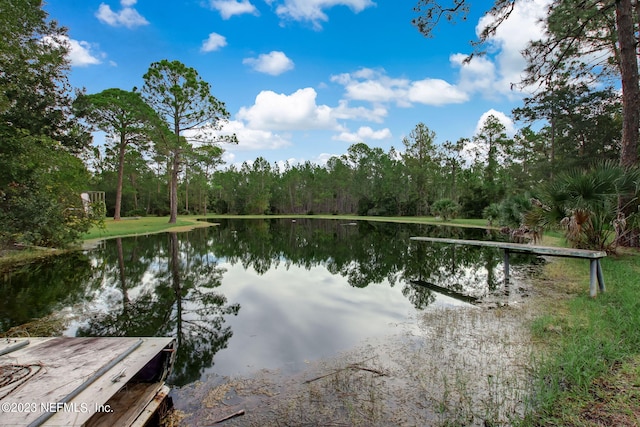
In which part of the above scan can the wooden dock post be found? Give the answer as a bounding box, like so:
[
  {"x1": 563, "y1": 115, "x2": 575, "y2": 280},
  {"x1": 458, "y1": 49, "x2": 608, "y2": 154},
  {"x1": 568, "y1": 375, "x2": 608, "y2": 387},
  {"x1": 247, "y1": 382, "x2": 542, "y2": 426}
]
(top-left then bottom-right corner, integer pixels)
[
  {"x1": 597, "y1": 260, "x2": 606, "y2": 293},
  {"x1": 589, "y1": 260, "x2": 598, "y2": 297},
  {"x1": 504, "y1": 249, "x2": 510, "y2": 283}
]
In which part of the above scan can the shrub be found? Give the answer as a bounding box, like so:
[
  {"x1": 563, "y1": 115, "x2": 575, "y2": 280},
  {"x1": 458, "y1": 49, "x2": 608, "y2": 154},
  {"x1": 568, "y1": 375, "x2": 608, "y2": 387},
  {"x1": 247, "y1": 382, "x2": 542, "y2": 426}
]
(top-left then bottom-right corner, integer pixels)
[
  {"x1": 483, "y1": 203, "x2": 500, "y2": 225},
  {"x1": 498, "y1": 194, "x2": 533, "y2": 227},
  {"x1": 431, "y1": 198, "x2": 459, "y2": 221}
]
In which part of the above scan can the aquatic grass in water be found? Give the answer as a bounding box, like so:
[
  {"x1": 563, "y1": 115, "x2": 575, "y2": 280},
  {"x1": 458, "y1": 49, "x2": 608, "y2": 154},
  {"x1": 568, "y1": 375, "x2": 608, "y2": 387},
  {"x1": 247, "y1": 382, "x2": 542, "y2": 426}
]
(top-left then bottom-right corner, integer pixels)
[{"x1": 177, "y1": 305, "x2": 537, "y2": 426}]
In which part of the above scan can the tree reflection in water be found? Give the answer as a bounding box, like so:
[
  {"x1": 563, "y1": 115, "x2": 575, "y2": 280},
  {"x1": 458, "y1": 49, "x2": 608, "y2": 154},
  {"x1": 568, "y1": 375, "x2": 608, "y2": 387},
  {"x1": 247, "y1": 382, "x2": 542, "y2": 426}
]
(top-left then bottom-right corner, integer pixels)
[
  {"x1": 76, "y1": 232, "x2": 239, "y2": 386},
  {"x1": 208, "y1": 219, "x2": 523, "y2": 307},
  {"x1": 1, "y1": 219, "x2": 538, "y2": 384}
]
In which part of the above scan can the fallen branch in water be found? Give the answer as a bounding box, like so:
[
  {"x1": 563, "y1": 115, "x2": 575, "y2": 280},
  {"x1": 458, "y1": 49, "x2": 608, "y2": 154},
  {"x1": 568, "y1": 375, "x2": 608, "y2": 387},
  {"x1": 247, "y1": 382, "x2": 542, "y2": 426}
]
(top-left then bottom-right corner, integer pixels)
[
  {"x1": 210, "y1": 409, "x2": 245, "y2": 424},
  {"x1": 303, "y1": 358, "x2": 386, "y2": 384},
  {"x1": 352, "y1": 366, "x2": 386, "y2": 376}
]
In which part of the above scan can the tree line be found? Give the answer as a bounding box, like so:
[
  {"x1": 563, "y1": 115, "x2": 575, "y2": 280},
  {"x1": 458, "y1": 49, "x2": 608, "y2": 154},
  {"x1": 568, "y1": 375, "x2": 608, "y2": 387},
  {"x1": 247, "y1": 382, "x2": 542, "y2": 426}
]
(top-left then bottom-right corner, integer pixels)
[{"x1": 1, "y1": 0, "x2": 639, "y2": 251}]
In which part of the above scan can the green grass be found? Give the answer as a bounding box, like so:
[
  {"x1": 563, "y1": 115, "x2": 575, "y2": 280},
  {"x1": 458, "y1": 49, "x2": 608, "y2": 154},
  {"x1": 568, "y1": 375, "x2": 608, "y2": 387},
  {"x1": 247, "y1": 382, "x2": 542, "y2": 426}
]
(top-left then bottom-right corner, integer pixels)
[
  {"x1": 82, "y1": 216, "x2": 212, "y2": 240},
  {"x1": 81, "y1": 214, "x2": 490, "y2": 241},
  {"x1": 0, "y1": 247, "x2": 68, "y2": 271},
  {"x1": 523, "y1": 250, "x2": 640, "y2": 425}
]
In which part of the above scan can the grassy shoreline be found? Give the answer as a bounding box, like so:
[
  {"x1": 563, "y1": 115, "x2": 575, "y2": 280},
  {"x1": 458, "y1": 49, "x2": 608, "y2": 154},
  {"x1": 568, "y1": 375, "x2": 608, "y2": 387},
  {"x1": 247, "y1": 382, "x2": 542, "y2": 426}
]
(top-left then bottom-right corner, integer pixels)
[
  {"x1": 81, "y1": 215, "x2": 215, "y2": 241},
  {"x1": 522, "y1": 249, "x2": 640, "y2": 425},
  {"x1": 80, "y1": 214, "x2": 491, "y2": 242}
]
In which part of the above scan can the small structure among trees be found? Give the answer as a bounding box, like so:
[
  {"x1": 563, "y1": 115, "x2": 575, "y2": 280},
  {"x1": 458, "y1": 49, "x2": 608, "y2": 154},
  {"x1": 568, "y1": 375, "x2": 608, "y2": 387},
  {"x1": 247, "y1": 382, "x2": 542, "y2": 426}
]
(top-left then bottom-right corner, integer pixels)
[{"x1": 80, "y1": 191, "x2": 106, "y2": 217}]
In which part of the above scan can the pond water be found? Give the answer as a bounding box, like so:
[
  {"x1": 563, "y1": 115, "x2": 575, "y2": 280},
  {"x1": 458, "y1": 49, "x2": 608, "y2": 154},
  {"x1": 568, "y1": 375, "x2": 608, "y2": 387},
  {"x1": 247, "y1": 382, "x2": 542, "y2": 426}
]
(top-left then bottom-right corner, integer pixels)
[{"x1": 0, "y1": 219, "x2": 538, "y2": 388}]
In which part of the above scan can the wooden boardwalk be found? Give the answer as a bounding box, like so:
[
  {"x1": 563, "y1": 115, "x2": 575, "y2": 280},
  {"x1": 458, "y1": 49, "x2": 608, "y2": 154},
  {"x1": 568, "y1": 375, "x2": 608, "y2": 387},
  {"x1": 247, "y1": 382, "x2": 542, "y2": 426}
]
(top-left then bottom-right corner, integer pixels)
[
  {"x1": 0, "y1": 337, "x2": 175, "y2": 426},
  {"x1": 410, "y1": 237, "x2": 606, "y2": 297}
]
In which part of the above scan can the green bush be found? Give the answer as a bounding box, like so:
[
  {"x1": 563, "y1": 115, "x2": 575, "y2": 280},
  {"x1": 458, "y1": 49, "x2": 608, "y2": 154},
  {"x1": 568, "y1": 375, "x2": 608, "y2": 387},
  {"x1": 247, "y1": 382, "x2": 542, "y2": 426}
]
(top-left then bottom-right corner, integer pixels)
[
  {"x1": 482, "y1": 203, "x2": 500, "y2": 225},
  {"x1": 498, "y1": 194, "x2": 533, "y2": 227},
  {"x1": 431, "y1": 198, "x2": 459, "y2": 221}
]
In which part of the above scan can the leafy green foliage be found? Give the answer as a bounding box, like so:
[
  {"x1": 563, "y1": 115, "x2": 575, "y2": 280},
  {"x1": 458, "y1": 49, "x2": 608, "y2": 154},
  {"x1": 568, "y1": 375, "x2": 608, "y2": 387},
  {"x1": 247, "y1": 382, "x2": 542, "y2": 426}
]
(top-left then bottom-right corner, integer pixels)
[
  {"x1": 402, "y1": 123, "x2": 440, "y2": 215},
  {"x1": 431, "y1": 198, "x2": 459, "y2": 221},
  {"x1": 514, "y1": 78, "x2": 622, "y2": 175},
  {"x1": 497, "y1": 194, "x2": 533, "y2": 227},
  {"x1": 524, "y1": 161, "x2": 639, "y2": 250},
  {"x1": 0, "y1": 0, "x2": 93, "y2": 248},
  {"x1": 142, "y1": 59, "x2": 233, "y2": 223},
  {"x1": 75, "y1": 88, "x2": 158, "y2": 220},
  {"x1": 0, "y1": 135, "x2": 93, "y2": 247}
]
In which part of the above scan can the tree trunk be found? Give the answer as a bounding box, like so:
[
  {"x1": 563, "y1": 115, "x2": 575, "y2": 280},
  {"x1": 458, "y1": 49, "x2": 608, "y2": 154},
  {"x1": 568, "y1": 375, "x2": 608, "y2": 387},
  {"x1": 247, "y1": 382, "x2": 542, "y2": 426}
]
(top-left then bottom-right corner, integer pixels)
[
  {"x1": 616, "y1": 0, "x2": 640, "y2": 169},
  {"x1": 185, "y1": 180, "x2": 189, "y2": 213},
  {"x1": 550, "y1": 115, "x2": 556, "y2": 179},
  {"x1": 130, "y1": 173, "x2": 139, "y2": 210},
  {"x1": 169, "y1": 149, "x2": 179, "y2": 224},
  {"x1": 114, "y1": 137, "x2": 126, "y2": 221}
]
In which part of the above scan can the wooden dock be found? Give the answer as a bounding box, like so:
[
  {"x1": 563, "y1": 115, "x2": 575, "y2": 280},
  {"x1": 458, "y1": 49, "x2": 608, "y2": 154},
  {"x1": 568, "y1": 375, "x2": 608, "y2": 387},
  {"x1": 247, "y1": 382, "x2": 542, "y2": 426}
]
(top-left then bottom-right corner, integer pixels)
[
  {"x1": 410, "y1": 237, "x2": 606, "y2": 297},
  {"x1": 0, "y1": 337, "x2": 175, "y2": 426}
]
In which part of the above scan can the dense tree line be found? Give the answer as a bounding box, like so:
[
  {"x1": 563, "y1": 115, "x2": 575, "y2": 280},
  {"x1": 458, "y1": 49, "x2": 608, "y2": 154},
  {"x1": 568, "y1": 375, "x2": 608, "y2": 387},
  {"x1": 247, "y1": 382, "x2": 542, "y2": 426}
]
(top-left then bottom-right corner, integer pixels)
[
  {"x1": 208, "y1": 104, "x2": 621, "y2": 219},
  {"x1": 90, "y1": 91, "x2": 622, "y2": 222},
  {"x1": 1, "y1": 0, "x2": 638, "y2": 251}
]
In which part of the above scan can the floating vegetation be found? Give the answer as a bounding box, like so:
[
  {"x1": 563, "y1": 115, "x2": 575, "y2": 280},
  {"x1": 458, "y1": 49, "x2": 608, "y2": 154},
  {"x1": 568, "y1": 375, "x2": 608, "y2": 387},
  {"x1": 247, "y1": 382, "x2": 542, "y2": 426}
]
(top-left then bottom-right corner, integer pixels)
[{"x1": 0, "y1": 304, "x2": 93, "y2": 338}]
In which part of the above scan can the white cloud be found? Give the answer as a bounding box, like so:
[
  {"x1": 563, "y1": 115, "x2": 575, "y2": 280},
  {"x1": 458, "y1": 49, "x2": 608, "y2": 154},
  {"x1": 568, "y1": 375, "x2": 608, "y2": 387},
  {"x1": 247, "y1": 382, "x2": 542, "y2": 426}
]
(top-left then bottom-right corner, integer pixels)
[
  {"x1": 344, "y1": 79, "x2": 403, "y2": 103},
  {"x1": 237, "y1": 88, "x2": 340, "y2": 131},
  {"x1": 41, "y1": 35, "x2": 103, "y2": 67},
  {"x1": 243, "y1": 51, "x2": 294, "y2": 75},
  {"x1": 273, "y1": 0, "x2": 375, "y2": 29},
  {"x1": 332, "y1": 69, "x2": 408, "y2": 104},
  {"x1": 333, "y1": 126, "x2": 392, "y2": 143},
  {"x1": 218, "y1": 120, "x2": 293, "y2": 150},
  {"x1": 209, "y1": 0, "x2": 258, "y2": 19},
  {"x1": 201, "y1": 33, "x2": 227, "y2": 52},
  {"x1": 222, "y1": 151, "x2": 236, "y2": 164},
  {"x1": 474, "y1": 109, "x2": 516, "y2": 136},
  {"x1": 235, "y1": 86, "x2": 388, "y2": 135},
  {"x1": 333, "y1": 100, "x2": 387, "y2": 123},
  {"x1": 332, "y1": 68, "x2": 468, "y2": 107},
  {"x1": 408, "y1": 79, "x2": 469, "y2": 105},
  {"x1": 67, "y1": 39, "x2": 103, "y2": 67},
  {"x1": 96, "y1": 0, "x2": 149, "y2": 28},
  {"x1": 313, "y1": 152, "x2": 336, "y2": 166},
  {"x1": 450, "y1": 53, "x2": 497, "y2": 96},
  {"x1": 473, "y1": 0, "x2": 551, "y2": 95}
]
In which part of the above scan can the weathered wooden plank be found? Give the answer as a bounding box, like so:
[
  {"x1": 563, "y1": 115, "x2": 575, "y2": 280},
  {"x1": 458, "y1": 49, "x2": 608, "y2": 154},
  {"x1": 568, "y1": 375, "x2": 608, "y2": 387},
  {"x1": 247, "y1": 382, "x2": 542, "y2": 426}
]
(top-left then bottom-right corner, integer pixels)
[
  {"x1": 0, "y1": 337, "x2": 173, "y2": 427},
  {"x1": 85, "y1": 382, "x2": 164, "y2": 427},
  {"x1": 0, "y1": 337, "x2": 55, "y2": 357},
  {"x1": 410, "y1": 237, "x2": 607, "y2": 259},
  {"x1": 590, "y1": 260, "x2": 598, "y2": 297},
  {"x1": 129, "y1": 385, "x2": 170, "y2": 427}
]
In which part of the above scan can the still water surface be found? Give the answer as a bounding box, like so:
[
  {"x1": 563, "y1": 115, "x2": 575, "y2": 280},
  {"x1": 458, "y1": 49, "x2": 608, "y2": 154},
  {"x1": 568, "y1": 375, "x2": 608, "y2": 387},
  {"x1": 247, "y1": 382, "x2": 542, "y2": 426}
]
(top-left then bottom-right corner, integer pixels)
[{"x1": 0, "y1": 219, "x2": 537, "y2": 387}]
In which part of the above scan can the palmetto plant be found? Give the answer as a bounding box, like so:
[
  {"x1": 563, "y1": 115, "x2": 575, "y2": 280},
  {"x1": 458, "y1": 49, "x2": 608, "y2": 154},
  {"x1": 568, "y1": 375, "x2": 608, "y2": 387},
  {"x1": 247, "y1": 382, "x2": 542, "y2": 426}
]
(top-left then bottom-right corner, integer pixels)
[{"x1": 524, "y1": 161, "x2": 640, "y2": 251}]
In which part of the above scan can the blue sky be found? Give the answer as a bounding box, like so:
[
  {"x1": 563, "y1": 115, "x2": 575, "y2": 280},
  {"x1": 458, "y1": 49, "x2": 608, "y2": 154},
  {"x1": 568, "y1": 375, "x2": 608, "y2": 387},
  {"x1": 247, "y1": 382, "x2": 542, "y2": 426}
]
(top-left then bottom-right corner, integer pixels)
[{"x1": 44, "y1": 0, "x2": 550, "y2": 167}]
